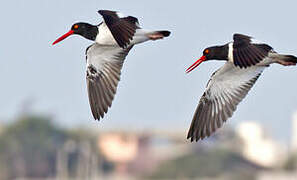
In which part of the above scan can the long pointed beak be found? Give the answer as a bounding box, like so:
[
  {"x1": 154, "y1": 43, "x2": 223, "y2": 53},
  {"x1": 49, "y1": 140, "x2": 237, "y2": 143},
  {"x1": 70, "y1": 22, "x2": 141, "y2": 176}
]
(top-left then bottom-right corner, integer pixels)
[
  {"x1": 186, "y1": 55, "x2": 206, "y2": 73},
  {"x1": 52, "y1": 30, "x2": 74, "y2": 45}
]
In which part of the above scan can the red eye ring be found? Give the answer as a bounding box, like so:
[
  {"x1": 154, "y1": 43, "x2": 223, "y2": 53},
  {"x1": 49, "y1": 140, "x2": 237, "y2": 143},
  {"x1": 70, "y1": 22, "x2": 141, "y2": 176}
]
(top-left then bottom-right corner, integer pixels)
[{"x1": 74, "y1": 24, "x2": 79, "y2": 29}]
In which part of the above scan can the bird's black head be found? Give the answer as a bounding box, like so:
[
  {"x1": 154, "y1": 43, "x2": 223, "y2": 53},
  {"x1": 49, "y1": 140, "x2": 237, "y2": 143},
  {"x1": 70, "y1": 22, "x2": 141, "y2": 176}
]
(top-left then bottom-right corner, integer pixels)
[
  {"x1": 71, "y1": 22, "x2": 98, "y2": 40},
  {"x1": 52, "y1": 22, "x2": 98, "y2": 45},
  {"x1": 202, "y1": 46, "x2": 228, "y2": 61},
  {"x1": 186, "y1": 45, "x2": 228, "y2": 73}
]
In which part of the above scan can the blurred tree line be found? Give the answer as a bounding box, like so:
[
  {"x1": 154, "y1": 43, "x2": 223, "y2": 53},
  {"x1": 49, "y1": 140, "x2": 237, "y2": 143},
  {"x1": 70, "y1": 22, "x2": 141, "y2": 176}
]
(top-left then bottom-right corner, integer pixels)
[
  {"x1": 146, "y1": 147, "x2": 263, "y2": 180},
  {"x1": 0, "y1": 114, "x2": 296, "y2": 180},
  {"x1": 0, "y1": 115, "x2": 102, "y2": 179},
  {"x1": 284, "y1": 152, "x2": 297, "y2": 171}
]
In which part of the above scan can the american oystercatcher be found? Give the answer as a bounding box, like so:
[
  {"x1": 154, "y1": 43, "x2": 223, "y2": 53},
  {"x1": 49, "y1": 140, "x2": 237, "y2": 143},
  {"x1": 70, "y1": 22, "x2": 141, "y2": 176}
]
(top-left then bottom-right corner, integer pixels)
[
  {"x1": 53, "y1": 10, "x2": 170, "y2": 120},
  {"x1": 186, "y1": 33, "x2": 297, "y2": 142}
]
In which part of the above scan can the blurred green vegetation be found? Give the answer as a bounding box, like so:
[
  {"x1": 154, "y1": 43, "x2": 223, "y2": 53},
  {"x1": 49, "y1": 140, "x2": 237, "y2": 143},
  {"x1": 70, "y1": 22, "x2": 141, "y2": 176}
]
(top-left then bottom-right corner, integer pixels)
[
  {"x1": 0, "y1": 114, "x2": 294, "y2": 180},
  {"x1": 146, "y1": 148, "x2": 262, "y2": 180},
  {"x1": 0, "y1": 115, "x2": 66, "y2": 179},
  {"x1": 284, "y1": 152, "x2": 297, "y2": 171},
  {"x1": 0, "y1": 115, "x2": 100, "y2": 179}
]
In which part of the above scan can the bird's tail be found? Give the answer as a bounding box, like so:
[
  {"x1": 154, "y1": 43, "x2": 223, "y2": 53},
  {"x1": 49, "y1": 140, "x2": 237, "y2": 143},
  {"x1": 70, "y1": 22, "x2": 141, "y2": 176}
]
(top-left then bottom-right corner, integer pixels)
[
  {"x1": 147, "y1": 30, "x2": 171, "y2": 40},
  {"x1": 276, "y1": 54, "x2": 297, "y2": 66}
]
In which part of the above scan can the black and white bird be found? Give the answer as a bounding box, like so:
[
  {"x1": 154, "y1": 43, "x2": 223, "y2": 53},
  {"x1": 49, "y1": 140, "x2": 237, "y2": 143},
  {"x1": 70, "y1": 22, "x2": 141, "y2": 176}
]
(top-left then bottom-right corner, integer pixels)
[
  {"x1": 186, "y1": 33, "x2": 297, "y2": 142},
  {"x1": 53, "y1": 10, "x2": 170, "y2": 120}
]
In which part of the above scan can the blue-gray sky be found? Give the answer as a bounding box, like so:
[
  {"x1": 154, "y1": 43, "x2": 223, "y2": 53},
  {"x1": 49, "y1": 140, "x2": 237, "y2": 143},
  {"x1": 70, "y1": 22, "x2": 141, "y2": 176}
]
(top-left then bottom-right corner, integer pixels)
[{"x1": 1, "y1": 0, "x2": 297, "y2": 143}]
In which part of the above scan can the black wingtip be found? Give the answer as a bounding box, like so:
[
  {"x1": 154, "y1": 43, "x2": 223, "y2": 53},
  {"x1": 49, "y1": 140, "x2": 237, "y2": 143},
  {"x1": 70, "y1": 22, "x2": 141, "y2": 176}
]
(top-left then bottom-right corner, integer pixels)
[
  {"x1": 158, "y1": 31, "x2": 171, "y2": 37},
  {"x1": 233, "y1": 33, "x2": 253, "y2": 39},
  {"x1": 187, "y1": 133, "x2": 198, "y2": 142},
  {"x1": 187, "y1": 137, "x2": 199, "y2": 142},
  {"x1": 98, "y1": 10, "x2": 116, "y2": 16},
  {"x1": 98, "y1": 10, "x2": 104, "y2": 15}
]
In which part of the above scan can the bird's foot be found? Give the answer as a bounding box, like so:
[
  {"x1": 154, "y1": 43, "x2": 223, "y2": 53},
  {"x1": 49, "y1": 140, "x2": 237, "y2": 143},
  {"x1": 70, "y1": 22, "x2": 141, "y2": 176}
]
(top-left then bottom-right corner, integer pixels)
[{"x1": 148, "y1": 33, "x2": 164, "y2": 40}]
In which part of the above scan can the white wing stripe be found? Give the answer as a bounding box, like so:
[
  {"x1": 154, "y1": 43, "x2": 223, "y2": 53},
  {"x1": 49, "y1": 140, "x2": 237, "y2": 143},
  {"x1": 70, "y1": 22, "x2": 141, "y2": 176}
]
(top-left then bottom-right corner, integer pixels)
[{"x1": 228, "y1": 43, "x2": 234, "y2": 62}]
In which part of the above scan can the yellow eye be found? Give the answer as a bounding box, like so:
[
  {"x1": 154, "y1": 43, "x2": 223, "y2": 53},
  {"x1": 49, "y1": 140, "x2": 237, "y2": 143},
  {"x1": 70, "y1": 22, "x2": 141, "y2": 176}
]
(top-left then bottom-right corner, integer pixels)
[
  {"x1": 74, "y1": 24, "x2": 79, "y2": 29},
  {"x1": 204, "y1": 49, "x2": 210, "y2": 54}
]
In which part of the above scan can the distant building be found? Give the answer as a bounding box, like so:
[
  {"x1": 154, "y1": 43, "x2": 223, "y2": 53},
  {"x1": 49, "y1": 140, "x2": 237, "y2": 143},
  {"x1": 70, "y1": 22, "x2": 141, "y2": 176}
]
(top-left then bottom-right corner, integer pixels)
[
  {"x1": 98, "y1": 133, "x2": 138, "y2": 164},
  {"x1": 97, "y1": 131, "x2": 189, "y2": 176},
  {"x1": 236, "y1": 121, "x2": 285, "y2": 167}
]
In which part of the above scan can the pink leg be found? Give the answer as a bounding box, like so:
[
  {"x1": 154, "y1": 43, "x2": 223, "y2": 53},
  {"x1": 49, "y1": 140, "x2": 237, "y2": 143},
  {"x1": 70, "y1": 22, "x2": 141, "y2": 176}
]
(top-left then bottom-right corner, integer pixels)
[{"x1": 148, "y1": 33, "x2": 164, "y2": 40}]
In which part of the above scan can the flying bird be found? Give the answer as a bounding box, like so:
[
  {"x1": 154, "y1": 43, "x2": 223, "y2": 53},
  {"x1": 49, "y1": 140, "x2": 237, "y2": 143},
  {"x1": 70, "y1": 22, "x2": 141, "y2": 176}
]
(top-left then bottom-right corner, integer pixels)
[
  {"x1": 53, "y1": 10, "x2": 170, "y2": 120},
  {"x1": 186, "y1": 33, "x2": 297, "y2": 142}
]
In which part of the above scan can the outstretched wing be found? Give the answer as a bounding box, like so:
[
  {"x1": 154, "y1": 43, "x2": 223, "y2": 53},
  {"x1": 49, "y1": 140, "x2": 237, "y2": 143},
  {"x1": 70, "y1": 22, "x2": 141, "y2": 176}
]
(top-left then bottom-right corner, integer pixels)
[
  {"x1": 98, "y1": 10, "x2": 139, "y2": 48},
  {"x1": 86, "y1": 43, "x2": 133, "y2": 120},
  {"x1": 232, "y1": 34, "x2": 273, "y2": 68},
  {"x1": 187, "y1": 62, "x2": 266, "y2": 141}
]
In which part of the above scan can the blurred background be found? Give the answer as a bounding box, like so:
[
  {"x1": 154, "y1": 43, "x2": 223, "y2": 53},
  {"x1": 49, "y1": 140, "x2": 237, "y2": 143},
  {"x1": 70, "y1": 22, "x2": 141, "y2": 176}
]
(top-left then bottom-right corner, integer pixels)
[{"x1": 1, "y1": 0, "x2": 297, "y2": 179}]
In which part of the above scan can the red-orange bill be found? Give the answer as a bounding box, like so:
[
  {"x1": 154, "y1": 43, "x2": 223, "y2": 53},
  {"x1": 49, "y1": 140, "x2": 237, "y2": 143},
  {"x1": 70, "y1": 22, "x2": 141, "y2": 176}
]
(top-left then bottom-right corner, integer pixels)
[
  {"x1": 52, "y1": 30, "x2": 74, "y2": 45},
  {"x1": 186, "y1": 55, "x2": 206, "y2": 73}
]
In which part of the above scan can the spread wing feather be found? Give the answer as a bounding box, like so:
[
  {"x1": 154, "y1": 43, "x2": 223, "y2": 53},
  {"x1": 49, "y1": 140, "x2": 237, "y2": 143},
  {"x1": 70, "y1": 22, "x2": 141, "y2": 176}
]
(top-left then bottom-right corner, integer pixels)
[
  {"x1": 187, "y1": 62, "x2": 266, "y2": 141},
  {"x1": 86, "y1": 43, "x2": 133, "y2": 120}
]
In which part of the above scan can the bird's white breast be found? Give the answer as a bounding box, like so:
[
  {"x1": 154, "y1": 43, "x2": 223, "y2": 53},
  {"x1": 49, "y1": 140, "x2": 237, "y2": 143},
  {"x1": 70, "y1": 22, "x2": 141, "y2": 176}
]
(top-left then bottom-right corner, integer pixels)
[
  {"x1": 95, "y1": 23, "x2": 118, "y2": 46},
  {"x1": 228, "y1": 43, "x2": 234, "y2": 62}
]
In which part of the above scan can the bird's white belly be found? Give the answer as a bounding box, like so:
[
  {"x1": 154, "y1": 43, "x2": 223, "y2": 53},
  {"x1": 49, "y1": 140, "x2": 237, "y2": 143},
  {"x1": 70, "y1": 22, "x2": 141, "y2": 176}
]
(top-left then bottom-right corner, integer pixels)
[
  {"x1": 95, "y1": 23, "x2": 118, "y2": 46},
  {"x1": 228, "y1": 43, "x2": 234, "y2": 62}
]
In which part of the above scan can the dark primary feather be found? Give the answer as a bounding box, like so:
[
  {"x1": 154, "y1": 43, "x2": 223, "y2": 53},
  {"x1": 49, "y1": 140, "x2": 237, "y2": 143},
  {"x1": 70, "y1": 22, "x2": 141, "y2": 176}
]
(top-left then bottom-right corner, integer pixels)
[
  {"x1": 232, "y1": 34, "x2": 273, "y2": 68},
  {"x1": 98, "y1": 10, "x2": 139, "y2": 48},
  {"x1": 87, "y1": 62, "x2": 122, "y2": 119}
]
